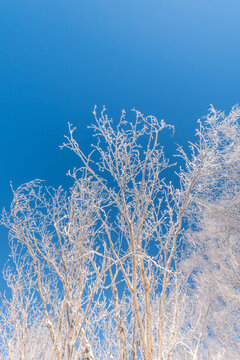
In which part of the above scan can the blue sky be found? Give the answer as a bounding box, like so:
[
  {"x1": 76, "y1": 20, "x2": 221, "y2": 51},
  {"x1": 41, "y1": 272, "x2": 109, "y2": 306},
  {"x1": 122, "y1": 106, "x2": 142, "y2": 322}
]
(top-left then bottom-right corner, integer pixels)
[{"x1": 0, "y1": 0, "x2": 240, "y2": 270}]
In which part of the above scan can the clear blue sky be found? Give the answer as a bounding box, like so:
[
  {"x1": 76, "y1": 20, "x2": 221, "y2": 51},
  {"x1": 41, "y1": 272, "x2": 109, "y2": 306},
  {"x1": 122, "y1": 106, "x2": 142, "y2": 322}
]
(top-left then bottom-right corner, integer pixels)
[{"x1": 1, "y1": 0, "x2": 240, "y2": 270}]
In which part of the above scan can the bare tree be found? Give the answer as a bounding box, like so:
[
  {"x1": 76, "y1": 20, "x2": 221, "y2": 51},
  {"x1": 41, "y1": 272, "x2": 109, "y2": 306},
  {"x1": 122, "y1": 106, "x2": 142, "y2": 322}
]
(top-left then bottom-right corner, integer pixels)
[
  {"x1": 1, "y1": 106, "x2": 240, "y2": 359},
  {"x1": 1, "y1": 176, "x2": 109, "y2": 359},
  {"x1": 61, "y1": 107, "x2": 214, "y2": 359},
  {"x1": 177, "y1": 106, "x2": 240, "y2": 359}
]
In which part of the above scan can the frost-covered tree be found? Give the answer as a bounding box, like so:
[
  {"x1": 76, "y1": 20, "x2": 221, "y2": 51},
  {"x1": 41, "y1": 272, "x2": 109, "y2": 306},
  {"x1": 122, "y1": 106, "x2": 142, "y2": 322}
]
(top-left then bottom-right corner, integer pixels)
[
  {"x1": 1, "y1": 106, "x2": 239, "y2": 359},
  {"x1": 177, "y1": 106, "x2": 240, "y2": 359}
]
